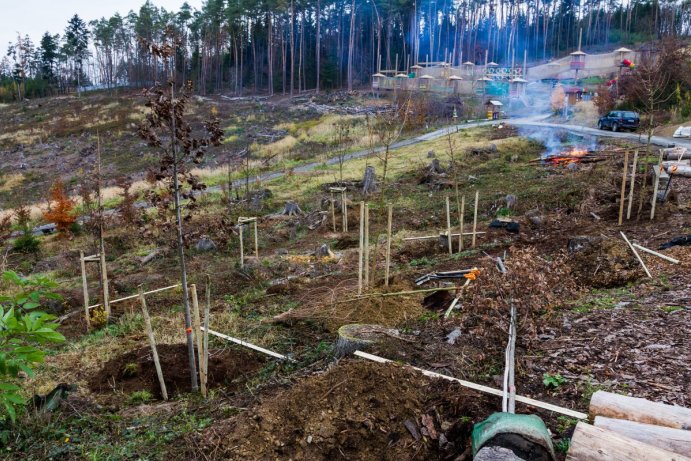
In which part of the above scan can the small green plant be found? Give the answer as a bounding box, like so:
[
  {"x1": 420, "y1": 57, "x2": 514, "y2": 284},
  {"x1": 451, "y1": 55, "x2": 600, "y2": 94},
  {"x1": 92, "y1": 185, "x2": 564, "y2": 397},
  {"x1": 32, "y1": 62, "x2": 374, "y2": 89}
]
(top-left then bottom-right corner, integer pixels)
[
  {"x1": 543, "y1": 372, "x2": 567, "y2": 389},
  {"x1": 419, "y1": 311, "x2": 440, "y2": 322},
  {"x1": 122, "y1": 363, "x2": 140, "y2": 378},
  {"x1": 409, "y1": 257, "x2": 433, "y2": 267},
  {"x1": 554, "y1": 438, "x2": 570, "y2": 454},
  {"x1": 0, "y1": 271, "x2": 65, "y2": 421},
  {"x1": 128, "y1": 390, "x2": 153, "y2": 405}
]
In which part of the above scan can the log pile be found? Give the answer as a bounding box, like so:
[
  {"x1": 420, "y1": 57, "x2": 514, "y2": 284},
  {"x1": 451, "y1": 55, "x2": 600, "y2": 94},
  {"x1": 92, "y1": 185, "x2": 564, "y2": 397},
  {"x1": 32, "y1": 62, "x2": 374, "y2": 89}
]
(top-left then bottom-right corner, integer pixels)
[{"x1": 566, "y1": 391, "x2": 691, "y2": 460}]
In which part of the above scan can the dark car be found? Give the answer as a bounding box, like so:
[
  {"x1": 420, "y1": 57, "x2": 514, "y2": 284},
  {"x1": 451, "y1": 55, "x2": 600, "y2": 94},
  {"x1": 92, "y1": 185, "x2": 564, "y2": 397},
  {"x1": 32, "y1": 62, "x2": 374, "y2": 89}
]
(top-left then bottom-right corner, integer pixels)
[{"x1": 598, "y1": 111, "x2": 640, "y2": 132}]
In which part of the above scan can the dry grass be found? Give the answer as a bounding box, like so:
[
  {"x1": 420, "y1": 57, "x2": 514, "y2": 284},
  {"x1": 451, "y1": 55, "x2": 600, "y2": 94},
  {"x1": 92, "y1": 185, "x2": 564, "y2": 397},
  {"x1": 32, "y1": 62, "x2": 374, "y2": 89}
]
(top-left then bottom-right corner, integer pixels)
[{"x1": 0, "y1": 173, "x2": 24, "y2": 192}]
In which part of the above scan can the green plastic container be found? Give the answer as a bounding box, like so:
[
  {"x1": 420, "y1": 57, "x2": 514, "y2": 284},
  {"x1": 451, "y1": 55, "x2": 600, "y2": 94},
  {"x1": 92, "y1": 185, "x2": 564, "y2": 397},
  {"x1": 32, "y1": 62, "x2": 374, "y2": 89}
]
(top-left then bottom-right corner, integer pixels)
[{"x1": 472, "y1": 412, "x2": 556, "y2": 461}]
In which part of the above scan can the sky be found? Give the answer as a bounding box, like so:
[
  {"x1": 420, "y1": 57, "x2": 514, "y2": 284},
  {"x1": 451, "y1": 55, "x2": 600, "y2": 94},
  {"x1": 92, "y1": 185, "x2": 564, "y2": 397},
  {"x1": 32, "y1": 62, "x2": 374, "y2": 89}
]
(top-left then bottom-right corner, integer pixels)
[{"x1": 1, "y1": 0, "x2": 202, "y2": 52}]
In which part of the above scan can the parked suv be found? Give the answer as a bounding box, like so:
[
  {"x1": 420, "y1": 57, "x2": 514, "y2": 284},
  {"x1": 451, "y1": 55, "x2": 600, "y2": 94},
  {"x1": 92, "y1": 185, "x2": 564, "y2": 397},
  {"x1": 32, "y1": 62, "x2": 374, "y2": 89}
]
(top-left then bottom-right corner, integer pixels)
[{"x1": 598, "y1": 111, "x2": 640, "y2": 132}]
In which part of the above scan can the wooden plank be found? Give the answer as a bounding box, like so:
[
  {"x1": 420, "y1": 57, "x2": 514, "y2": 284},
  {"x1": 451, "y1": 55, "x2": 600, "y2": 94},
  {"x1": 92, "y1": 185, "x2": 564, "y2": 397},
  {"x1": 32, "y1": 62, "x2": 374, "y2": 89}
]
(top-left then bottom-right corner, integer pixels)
[
  {"x1": 620, "y1": 231, "x2": 652, "y2": 278},
  {"x1": 590, "y1": 390, "x2": 691, "y2": 430},
  {"x1": 632, "y1": 243, "x2": 680, "y2": 264},
  {"x1": 139, "y1": 290, "x2": 168, "y2": 401},
  {"x1": 190, "y1": 284, "x2": 205, "y2": 396},
  {"x1": 619, "y1": 150, "x2": 630, "y2": 225},
  {"x1": 567, "y1": 422, "x2": 690, "y2": 461},
  {"x1": 445, "y1": 196, "x2": 452, "y2": 254},
  {"x1": 594, "y1": 416, "x2": 691, "y2": 455},
  {"x1": 79, "y1": 251, "x2": 91, "y2": 331},
  {"x1": 358, "y1": 201, "x2": 364, "y2": 295},
  {"x1": 626, "y1": 150, "x2": 638, "y2": 220},
  {"x1": 403, "y1": 231, "x2": 486, "y2": 241},
  {"x1": 58, "y1": 284, "x2": 182, "y2": 321},
  {"x1": 202, "y1": 277, "x2": 211, "y2": 398},
  {"x1": 472, "y1": 190, "x2": 479, "y2": 248},
  {"x1": 385, "y1": 203, "x2": 392, "y2": 287},
  {"x1": 354, "y1": 350, "x2": 587, "y2": 419},
  {"x1": 201, "y1": 327, "x2": 294, "y2": 361}
]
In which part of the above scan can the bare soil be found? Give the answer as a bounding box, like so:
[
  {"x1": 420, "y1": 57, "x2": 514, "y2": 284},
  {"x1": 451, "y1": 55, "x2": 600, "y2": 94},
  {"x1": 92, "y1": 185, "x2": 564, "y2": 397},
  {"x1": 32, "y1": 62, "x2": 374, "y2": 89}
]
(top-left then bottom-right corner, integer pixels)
[{"x1": 89, "y1": 344, "x2": 266, "y2": 399}]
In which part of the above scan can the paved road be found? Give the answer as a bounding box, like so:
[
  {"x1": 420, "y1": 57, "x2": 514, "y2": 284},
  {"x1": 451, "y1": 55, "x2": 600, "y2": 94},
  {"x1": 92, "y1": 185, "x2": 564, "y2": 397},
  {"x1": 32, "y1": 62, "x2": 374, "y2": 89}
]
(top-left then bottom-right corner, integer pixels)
[{"x1": 510, "y1": 119, "x2": 691, "y2": 150}]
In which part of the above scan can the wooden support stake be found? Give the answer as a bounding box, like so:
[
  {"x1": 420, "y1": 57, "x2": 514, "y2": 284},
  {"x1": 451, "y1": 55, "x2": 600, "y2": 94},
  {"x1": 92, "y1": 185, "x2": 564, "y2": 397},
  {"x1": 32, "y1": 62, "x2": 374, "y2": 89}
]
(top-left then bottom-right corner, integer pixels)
[
  {"x1": 190, "y1": 284, "x2": 205, "y2": 395},
  {"x1": 472, "y1": 190, "x2": 479, "y2": 248},
  {"x1": 618, "y1": 150, "x2": 629, "y2": 225},
  {"x1": 330, "y1": 192, "x2": 336, "y2": 232},
  {"x1": 385, "y1": 203, "x2": 392, "y2": 287},
  {"x1": 459, "y1": 195, "x2": 465, "y2": 251},
  {"x1": 502, "y1": 303, "x2": 517, "y2": 413},
  {"x1": 99, "y1": 247, "x2": 110, "y2": 320},
  {"x1": 239, "y1": 224, "x2": 244, "y2": 268},
  {"x1": 202, "y1": 276, "x2": 210, "y2": 398},
  {"x1": 445, "y1": 196, "x2": 452, "y2": 254},
  {"x1": 354, "y1": 351, "x2": 587, "y2": 419},
  {"x1": 358, "y1": 201, "x2": 364, "y2": 295},
  {"x1": 139, "y1": 289, "x2": 168, "y2": 401},
  {"x1": 620, "y1": 231, "x2": 652, "y2": 278},
  {"x1": 79, "y1": 251, "x2": 91, "y2": 331},
  {"x1": 650, "y1": 150, "x2": 663, "y2": 220},
  {"x1": 342, "y1": 190, "x2": 348, "y2": 232},
  {"x1": 626, "y1": 150, "x2": 638, "y2": 220},
  {"x1": 253, "y1": 221, "x2": 259, "y2": 259},
  {"x1": 632, "y1": 243, "x2": 680, "y2": 264},
  {"x1": 364, "y1": 203, "x2": 369, "y2": 287}
]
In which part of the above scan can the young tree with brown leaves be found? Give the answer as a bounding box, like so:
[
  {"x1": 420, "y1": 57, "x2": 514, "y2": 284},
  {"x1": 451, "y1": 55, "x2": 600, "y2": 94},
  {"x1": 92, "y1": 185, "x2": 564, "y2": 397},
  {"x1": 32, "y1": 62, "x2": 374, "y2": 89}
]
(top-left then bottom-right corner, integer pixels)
[
  {"x1": 137, "y1": 27, "x2": 223, "y2": 392},
  {"x1": 43, "y1": 181, "x2": 76, "y2": 237}
]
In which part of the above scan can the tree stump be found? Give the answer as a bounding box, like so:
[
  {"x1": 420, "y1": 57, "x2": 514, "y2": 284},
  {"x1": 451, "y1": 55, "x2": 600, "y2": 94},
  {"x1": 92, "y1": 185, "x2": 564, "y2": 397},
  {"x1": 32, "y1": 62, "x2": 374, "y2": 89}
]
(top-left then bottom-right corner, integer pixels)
[
  {"x1": 314, "y1": 244, "x2": 335, "y2": 259},
  {"x1": 428, "y1": 158, "x2": 445, "y2": 174},
  {"x1": 280, "y1": 201, "x2": 303, "y2": 216},
  {"x1": 335, "y1": 324, "x2": 403, "y2": 357},
  {"x1": 362, "y1": 166, "x2": 377, "y2": 195}
]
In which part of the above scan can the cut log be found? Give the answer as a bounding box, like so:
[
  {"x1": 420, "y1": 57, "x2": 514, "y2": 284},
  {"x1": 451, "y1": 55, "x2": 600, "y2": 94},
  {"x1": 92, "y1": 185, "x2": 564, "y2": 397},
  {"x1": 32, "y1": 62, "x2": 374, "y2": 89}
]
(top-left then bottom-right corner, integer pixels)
[
  {"x1": 335, "y1": 324, "x2": 405, "y2": 357},
  {"x1": 593, "y1": 416, "x2": 691, "y2": 455},
  {"x1": 662, "y1": 148, "x2": 690, "y2": 160},
  {"x1": 589, "y1": 390, "x2": 691, "y2": 430},
  {"x1": 566, "y1": 422, "x2": 691, "y2": 461},
  {"x1": 666, "y1": 164, "x2": 691, "y2": 177}
]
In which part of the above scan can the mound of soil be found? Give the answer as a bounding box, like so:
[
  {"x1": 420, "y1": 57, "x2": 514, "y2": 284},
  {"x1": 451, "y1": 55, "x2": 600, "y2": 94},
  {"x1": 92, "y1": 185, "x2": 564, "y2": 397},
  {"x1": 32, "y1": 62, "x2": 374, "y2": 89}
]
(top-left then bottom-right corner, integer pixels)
[
  {"x1": 200, "y1": 360, "x2": 498, "y2": 460},
  {"x1": 89, "y1": 344, "x2": 265, "y2": 399},
  {"x1": 570, "y1": 238, "x2": 642, "y2": 287}
]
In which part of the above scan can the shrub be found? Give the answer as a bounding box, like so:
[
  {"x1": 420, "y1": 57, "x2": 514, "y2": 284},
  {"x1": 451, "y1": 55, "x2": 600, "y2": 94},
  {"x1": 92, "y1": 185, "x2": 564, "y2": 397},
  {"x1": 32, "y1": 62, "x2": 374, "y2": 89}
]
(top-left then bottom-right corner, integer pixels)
[
  {"x1": 42, "y1": 181, "x2": 76, "y2": 237},
  {"x1": 0, "y1": 271, "x2": 65, "y2": 422},
  {"x1": 12, "y1": 234, "x2": 40, "y2": 254}
]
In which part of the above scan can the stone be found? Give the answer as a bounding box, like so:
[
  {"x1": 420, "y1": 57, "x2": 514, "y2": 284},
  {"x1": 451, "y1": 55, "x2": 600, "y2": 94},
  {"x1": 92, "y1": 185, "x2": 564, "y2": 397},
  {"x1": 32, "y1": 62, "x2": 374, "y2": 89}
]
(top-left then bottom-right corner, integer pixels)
[{"x1": 195, "y1": 236, "x2": 217, "y2": 252}]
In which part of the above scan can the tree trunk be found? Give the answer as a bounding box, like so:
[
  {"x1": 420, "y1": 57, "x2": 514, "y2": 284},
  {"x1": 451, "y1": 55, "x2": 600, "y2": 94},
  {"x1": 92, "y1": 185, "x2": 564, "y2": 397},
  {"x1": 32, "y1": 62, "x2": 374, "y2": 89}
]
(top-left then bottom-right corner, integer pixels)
[
  {"x1": 347, "y1": 0, "x2": 356, "y2": 91},
  {"x1": 170, "y1": 80, "x2": 199, "y2": 393}
]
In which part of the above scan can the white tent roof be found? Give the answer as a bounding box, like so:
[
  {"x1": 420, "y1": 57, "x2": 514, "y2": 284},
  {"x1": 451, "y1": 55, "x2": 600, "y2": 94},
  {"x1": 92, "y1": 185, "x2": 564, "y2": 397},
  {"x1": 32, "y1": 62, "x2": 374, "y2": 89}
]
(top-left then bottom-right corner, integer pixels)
[
  {"x1": 487, "y1": 61, "x2": 499, "y2": 66},
  {"x1": 510, "y1": 77, "x2": 528, "y2": 83},
  {"x1": 448, "y1": 75, "x2": 463, "y2": 80},
  {"x1": 419, "y1": 74, "x2": 435, "y2": 79},
  {"x1": 372, "y1": 73, "x2": 386, "y2": 78},
  {"x1": 395, "y1": 73, "x2": 409, "y2": 78},
  {"x1": 570, "y1": 50, "x2": 587, "y2": 56},
  {"x1": 488, "y1": 100, "x2": 503, "y2": 106},
  {"x1": 614, "y1": 47, "x2": 632, "y2": 53},
  {"x1": 462, "y1": 61, "x2": 475, "y2": 66}
]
